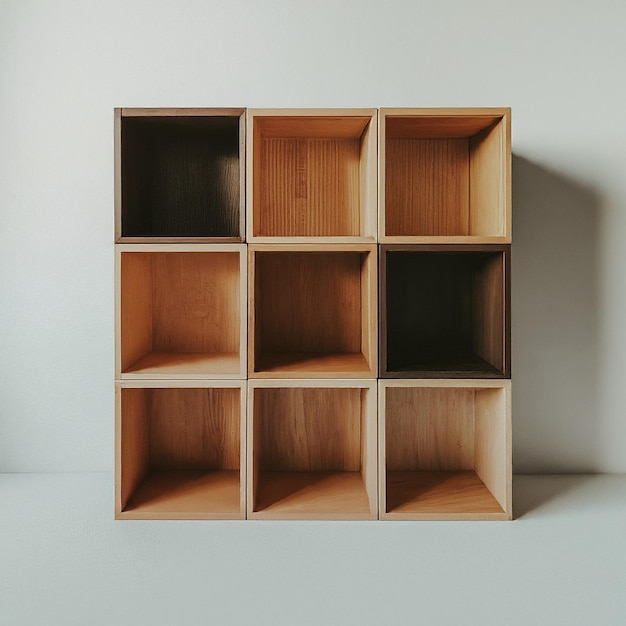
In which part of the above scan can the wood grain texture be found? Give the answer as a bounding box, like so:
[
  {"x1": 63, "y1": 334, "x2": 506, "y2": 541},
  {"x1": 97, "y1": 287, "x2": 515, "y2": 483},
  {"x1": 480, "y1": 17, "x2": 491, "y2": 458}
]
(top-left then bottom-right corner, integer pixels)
[
  {"x1": 253, "y1": 113, "x2": 372, "y2": 139},
  {"x1": 471, "y1": 252, "x2": 505, "y2": 373},
  {"x1": 385, "y1": 138, "x2": 469, "y2": 236},
  {"x1": 120, "y1": 253, "x2": 152, "y2": 373},
  {"x1": 116, "y1": 384, "x2": 245, "y2": 519},
  {"x1": 380, "y1": 109, "x2": 511, "y2": 242},
  {"x1": 248, "y1": 380, "x2": 377, "y2": 519},
  {"x1": 385, "y1": 116, "x2": 502, "y2": 139},
  {"x1": 378, "y1": 380, "x2": 511, "y2": 520},
  {"x1": 384, "y1": 471, "x2": 505, "y2": 518},
  {"x1": 385, "y1": 387, "x2": 475, "y2": 471},
  {"x1": 252, "y1": 471, "x2": 372, "y2": 519},
  {"x1": 256, "y1": 387, "x2": 361, "y2": 472},
  {"x1": 474, "y1": 386, "x2": 511, "y2": 514},
  {"x1": 152, "y1": 252, "x2": 239, "y2": 353},
  {"x1": 118, "y1": 388, "x2": 149, "y2": 511},
  {"x1": 121, "y1": 115, "x2": 242, "y2": 239},
  {"x1": 255, "y1": 138, "x2": 361, "y2": 237},
  {"x1": 469, "y1": 120, "x2": 506, "y2": 237},
  {"x1": 121, "y1": 470, "x2": 242, "y2": 520},
  {"x1": 119, "y1": 247, "x2": 245, "y2": 378},
  {"x1": 250, "y1": 246, "x2": 377, "y2": 376},
  {"x1": 248, "y1": 110, "x2": 377, "y2": 240},
  {"x1": 148, "y1": 388, "x2": 240, "y2": 471}
]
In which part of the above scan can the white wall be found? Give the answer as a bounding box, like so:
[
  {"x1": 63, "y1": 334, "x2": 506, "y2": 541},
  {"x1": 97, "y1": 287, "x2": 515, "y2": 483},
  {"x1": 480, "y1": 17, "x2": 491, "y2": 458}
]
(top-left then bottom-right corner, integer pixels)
[{"x1": 1, "y1": 0, "x2": 625, "y2": 473}]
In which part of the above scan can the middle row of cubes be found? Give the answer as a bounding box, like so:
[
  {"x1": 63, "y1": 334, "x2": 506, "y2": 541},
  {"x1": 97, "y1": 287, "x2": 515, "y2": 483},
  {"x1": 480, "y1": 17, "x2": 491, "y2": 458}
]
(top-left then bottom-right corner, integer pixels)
[{"x1": 117, "y1": 244, "x2": 509, "y2": 379}]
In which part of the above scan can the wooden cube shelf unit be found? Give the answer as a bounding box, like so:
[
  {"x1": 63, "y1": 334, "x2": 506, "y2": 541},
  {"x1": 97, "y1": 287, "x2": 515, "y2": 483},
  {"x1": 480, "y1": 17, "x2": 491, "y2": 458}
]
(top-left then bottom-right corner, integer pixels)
[
  {"x1": 248, "y1": 380, "x2": 377, "y2": 520},
  {"x1": 249, "y1": 244, "x2": 377, "y2": 378},
  {"x1": 380, "y1": 245, "x2": 510, "y2": 378},
  {"x1": 115, "y1": 106, "x2": 513, "y2": 521},
  {"x1": 247, "y1": 109, "x2": 377, "y2": 242},
  {"x1": 116, "y1": 244, "x2": 247, "y2": 379},
  {"x1": 379, "y1": 380, "x2": 511, "y2": 520},
  {"x1": 116, "y1": 381, "x2": 246, "y2": 520},
  {"x1": 115, "y1": 108, "x2": 245, "y2": 242},
  {"x1": 380, "y1": 108, "x2": 511, "y2": 243}
]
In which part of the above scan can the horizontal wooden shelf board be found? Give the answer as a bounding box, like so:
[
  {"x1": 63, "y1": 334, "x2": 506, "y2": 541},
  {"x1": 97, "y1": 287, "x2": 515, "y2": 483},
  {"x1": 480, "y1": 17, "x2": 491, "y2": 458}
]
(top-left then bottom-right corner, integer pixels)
[
  {"x1": 384, "y1": 353, "x2": 505, "y2": 378},
  {"x1": 385, "y1": 470, "x2": 504, "y2": 516},
  {"x1": 379, "y1": 236, "x2": 511, "y2": 245},
  {"x1": 116, "y1": 237, "x2": 244, "y2": 244},
  {"x1": 252, "y1": 471, "x2": 373, "y2": 519},
  {"x1": 122, "y1": 470, "x2": 242, "y2": 518},
  {"x1": 253, "y1": 352, "x2": 372, "y2": 376},
  {"x1": 122, "y1": 352, "x2": 242, "y2": 377}
]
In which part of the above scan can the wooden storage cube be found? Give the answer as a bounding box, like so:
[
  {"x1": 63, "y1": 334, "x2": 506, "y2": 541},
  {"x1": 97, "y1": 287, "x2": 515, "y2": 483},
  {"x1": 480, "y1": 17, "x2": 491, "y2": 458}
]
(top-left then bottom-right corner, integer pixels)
[
  {"x1": 249, "y1": 244, "x2": 377, "y2": 378},
  {"x1": 379, "y1": 380, "x2": 511, "y2": 520},
  {"x1": 116, "y1": 109, "x2": 244, "y2": 241},
  {"x1": 117, "y1": 244, "x2": 246, "y2": 379},
  {"x1": 248, "y1": 380, "x2": 377, "y2": 519},
  {"x1": 380, "y1": 108, "x2": 511, "y2": 243},
  {"x1": 116, "y1": 381, "x2": 246, "y2": 519},
  {"x1": 247, "y1": 109, "x2": 377, "y2": 241},
  {"x1": 381, "y1": 245, "x2": 510, "y2": 378}
]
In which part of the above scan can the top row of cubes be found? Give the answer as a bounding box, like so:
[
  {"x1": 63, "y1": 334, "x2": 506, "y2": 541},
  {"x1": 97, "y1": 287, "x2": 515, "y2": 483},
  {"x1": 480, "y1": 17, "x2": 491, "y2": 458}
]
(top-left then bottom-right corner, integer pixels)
[{"x1": 116, "y1": 108, "x2": 511, "y2": 243}]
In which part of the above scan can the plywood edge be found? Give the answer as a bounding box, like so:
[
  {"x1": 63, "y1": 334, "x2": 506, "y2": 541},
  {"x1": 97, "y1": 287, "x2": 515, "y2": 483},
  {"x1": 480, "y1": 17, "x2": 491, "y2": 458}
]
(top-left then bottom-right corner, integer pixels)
[
  {"x1": 117, "y1": 237, "x2": 244, "y2": 244},
  {"x1": 249, "y1": 370, "x2": 377, "y2": 380},
  {"x1": 248, "y1": 108, "x2": 378, "y2": 117},
  {"x1": 239, "y1": 112, "x2": 246, "y2": 243},
  {"x1": 114, "y1": 109, "x2": 122, "y2": 242},
  {"x1": 117, "y1": 379, "x2": 246, "y2": 389},
  {"x1": 246, "y1": 236, "x2": 377, "y2": 245},
  {"x1": 121, "y1": 107, "x2": 245, "y2": 117},
  {"x1": 379, "y1": 107, "x2": 510, "y2": 117},
  {"x1": 247, "y1": 243, "x2": 377, "y2": 253},
  {"x1": 246, "y1": 109, "x2": 255, "y2": 242},
  {"x1": 248, "y1": 378, "x2": 377, "y2": 390},
  {"x1": 117, "y1": 243, "x2": 247, "y2": 253},
  {"x1": 379, "y1": 235, "x2": 512, "y2": 244},
  {"x1": 116, "y1": 511, "x2": 246, "y2": 521},
  {"x1": 380, "y1": 512, "x2": 510, "y2": 521},
  {"x1": 248, "y1": 511, "x2": 378, "y2": 521}
]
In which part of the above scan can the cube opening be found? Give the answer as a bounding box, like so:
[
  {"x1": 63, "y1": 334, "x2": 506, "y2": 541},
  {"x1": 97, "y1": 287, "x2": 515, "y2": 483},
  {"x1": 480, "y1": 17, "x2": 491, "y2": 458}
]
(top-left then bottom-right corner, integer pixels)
[
  {"x1": 121, "y1": 116, "x2": 241, "y2": 239},
  {"x1": 251, "y1": 386, "x2": 376, "y2": 519},
  {"x1": 252, "y1": 115, "x2": 375, "y2": 238},
  {"x1": 384, "y1": 114, "x2": 507, "y2": 238},
  {"x1": 253, "y1": 250, "x2": 375, "y2": 376},
  {"x1": 119, "y1": 387, "x2": 242, "y2": 518},
  {"x1": 384, "y1": 248, "x2": 508, "y2": 377},
  {"x1": 384, "y1": 385, "x2": 508, "y2": 517},
  {"x1": 120, "y1": 251, "x2": 242, "y2": 377}
]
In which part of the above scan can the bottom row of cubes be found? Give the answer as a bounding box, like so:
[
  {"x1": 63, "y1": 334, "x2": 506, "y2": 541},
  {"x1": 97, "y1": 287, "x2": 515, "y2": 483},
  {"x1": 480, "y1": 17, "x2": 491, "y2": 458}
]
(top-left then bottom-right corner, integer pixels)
[{"x1": 116, "y1": 380, "x2": 511, "y2": 520}]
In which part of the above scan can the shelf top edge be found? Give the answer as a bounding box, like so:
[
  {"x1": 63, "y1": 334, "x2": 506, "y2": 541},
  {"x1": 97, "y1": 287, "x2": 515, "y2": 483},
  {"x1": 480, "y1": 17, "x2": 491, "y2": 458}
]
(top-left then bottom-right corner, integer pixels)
[
  {"x1": 248, "y1": 379, "x2": 378, "y2": 389},
  {"x1": 119, "y1": 107, "x2": 245, "y2": 117},
  {"x1": 116, "y1": 243, "x2": 247, "y2": 253},
  {"x1": 380, "y1": 107, "x2": 511, "y2": 117},
  {"x1": 248, "y1": 107, "x2": 377, "y2": 117}
]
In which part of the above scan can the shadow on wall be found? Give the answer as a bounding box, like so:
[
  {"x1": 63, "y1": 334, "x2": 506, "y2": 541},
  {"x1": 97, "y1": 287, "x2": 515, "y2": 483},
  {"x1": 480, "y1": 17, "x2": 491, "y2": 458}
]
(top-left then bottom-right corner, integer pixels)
[{"x1": 512, "y1": 155, "x2": 602, "y2": 473}]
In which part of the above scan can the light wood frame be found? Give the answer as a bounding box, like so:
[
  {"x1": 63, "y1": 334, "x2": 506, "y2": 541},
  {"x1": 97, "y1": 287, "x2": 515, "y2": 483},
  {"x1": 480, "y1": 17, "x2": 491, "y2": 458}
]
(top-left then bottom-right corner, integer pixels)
[
  {"x1": 379, "y1": 108, "x2": 511, "y2": 244},
  {"x1": 115, "y1": 108, "x2": 246, "y2": 243},
  {"x1": 248, "y1": 243, "x2": 377, "y2": 378},
  {"x1": 115, "y1": 379, "x2": 247, "y2": 520},
  {"x1": 246, "y1": 109, "x2": 378, "y2": 243},
  {"x1": 115, "y1": 243, "x2": 247, "y2": 380},
  {"x1": 378, "y1": 379, "x2": 512, "y2": 521},
  {"x1": 247, "y1": 379, "x2": 378, "y2": 520}
]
